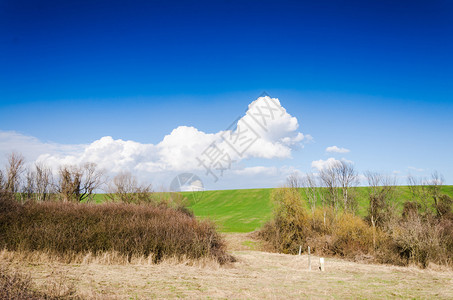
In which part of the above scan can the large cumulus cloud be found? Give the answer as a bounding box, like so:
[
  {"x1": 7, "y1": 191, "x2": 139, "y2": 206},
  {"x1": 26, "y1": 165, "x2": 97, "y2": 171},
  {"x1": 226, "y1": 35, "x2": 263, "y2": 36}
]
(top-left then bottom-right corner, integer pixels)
[{"x1": 0, "y1": 96, "x2": 309, "y2": 187}]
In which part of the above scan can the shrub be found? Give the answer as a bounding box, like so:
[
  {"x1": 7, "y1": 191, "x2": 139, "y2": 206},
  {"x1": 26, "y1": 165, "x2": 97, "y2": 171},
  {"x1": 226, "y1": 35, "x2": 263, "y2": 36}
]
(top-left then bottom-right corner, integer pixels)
[
  {"x1": 259, "y1": 188, "x2": 310, "y2": 254},
  {"x1": 260, "y1": 189, "x2": 379, "y2": 259},
  {"x1": 330, "y1": 213, "x2": 375, "y2": 257},
  {"x1": 437, "y1": 195, "x2": 453, "y2": 218},
  {"x1": 392, "y1": 214, "x2": 441, "y2": 267},
  {"x1": 0, "y1": 193, "x2": 233, "y2": 264},
  {"x1": 391, "y1": 200, "x2": 453, "y2": 267}
]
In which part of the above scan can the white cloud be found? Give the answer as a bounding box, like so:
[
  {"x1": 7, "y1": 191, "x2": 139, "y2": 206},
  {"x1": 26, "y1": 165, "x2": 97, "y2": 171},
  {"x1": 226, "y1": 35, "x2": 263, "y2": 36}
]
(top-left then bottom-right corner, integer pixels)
[
  {"x1": 311, "y1": 157, "x2": 341, "y2": 171},
  {"x1": 311, "y1": 157, "x2": 353, "y2": 171},
  {"x1": 325, "y1": 146, "x2": 350, "y2": 154},
  {"x1": 408, "y1": 166, "x2": 424, "y2": 172},
  {"x1": 0, "y1": 131, "x2": 86, "y2": 165},
  {"x1": 232, "y1": 166, "x2": 278, "y2": 176},
  {"x1": 179, "y1": 179, "x2": 204, "y2": 192},
  {"x1": 0, "y1": 96, "x2": 308, "y2": 189}
]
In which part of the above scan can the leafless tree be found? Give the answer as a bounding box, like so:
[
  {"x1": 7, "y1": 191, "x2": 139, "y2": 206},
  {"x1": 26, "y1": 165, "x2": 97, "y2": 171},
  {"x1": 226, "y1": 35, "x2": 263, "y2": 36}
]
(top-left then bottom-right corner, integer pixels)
[
  {"x1": 58, "y1": 165, "x2": 80, "y2": 202},
  {"x1": 301, "y1": 172, "x2": 318, "y2": 213},
  {"x1": 286, "y1": 172, "x2": 302, "y2": 189},
  {"x1": 58, "y1": 163, "x2": 104, "y2": 202},
  {"x1": 407, "y1": 174, "x2": 431, "y2": 213},
  {"x1": 5, "y1": 152, "x2": 25, "y2": 194},
  {"x1": 336, "y1": 161, "x2": 358, "y2": 212},
  {"x1": 428, "y1": 171, "x2": 445, "y2": 216},
  {"x1": 409, "y1": 171, "x2": 447, "y2": 217},
  {"x1": 319, "y1": 162, "x2": 340, "y2": 211},
  {"x1": 35, "y1": 162, "x2": 53, "y2": 202},
  {"x1": 106, "y1": 171, "x2": 152, "y2": 203},
  {"x1": 80, "y1": 162, "x2": 105, "y2": 202},
  {"x1": 0, "y1": 169, "x2": 5, "y2": 191},
  {"x1": 366, "y1": 171, "x2": 398, "y2": 250},
  {"x1": 20, "y1": 167, "x2": 35, "y2": 202}
]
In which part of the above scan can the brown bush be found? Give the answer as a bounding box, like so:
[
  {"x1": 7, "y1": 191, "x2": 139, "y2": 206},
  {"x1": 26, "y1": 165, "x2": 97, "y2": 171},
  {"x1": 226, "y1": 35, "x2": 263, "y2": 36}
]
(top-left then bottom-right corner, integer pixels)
[
  {"x1": 392, "y1": 214, "x2": 441, "y2": 267},
  {"x1": 390, "y1": 200, "x2": 453, "y2": 268},
  {"x1": 260, "y1": 190, "x2": 380, "y2": 260},
  {"x1": 330, "y1": 213, "x2": 375, "y2": 257},
  {"x1": 437, "y1": 195, "x2": 453, "y2": 218},
  {"x1": 259, "y1": 188, "x2": 310, "y2": 254},
  {"x1": 0, "y1": 193, "x2": 233, "y2": 264},
  {"x1": 260, "y1": 187, "x2": 453, "y2": 268}
]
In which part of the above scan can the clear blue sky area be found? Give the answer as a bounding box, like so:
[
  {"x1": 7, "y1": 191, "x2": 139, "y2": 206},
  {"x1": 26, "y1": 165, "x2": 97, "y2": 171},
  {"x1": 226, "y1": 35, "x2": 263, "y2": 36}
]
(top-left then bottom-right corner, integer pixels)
[{"x1": 0, "y1": 0, "x2": 452, "y2": 184}]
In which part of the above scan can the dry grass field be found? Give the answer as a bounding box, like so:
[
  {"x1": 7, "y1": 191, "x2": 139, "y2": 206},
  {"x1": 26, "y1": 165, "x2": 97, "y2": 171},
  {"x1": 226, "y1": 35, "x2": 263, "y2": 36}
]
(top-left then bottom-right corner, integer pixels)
[{"x1": 2, "y1": 233, "x2": 453, "y2": 299}]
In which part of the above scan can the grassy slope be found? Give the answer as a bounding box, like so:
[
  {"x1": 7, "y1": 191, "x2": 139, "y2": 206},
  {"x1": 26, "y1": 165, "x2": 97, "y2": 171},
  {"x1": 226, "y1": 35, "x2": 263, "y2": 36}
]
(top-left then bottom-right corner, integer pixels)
[
  {"x1": 96, "y1": 186, "x2": 453, "y2": 233},
  {"x1": 182, "y1": 186, "x2": 453, "y2": 233},
  {"x1": 182, "y1": 189, "x2": 274, "y2": 233}
]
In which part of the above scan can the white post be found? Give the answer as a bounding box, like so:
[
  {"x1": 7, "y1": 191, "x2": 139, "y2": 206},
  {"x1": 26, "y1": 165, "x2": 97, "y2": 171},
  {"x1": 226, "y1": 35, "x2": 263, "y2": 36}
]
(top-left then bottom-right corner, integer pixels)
[
  {"x1": 319, "y1": 257, "x2": 325, "y2": 272},
  {"x1": 298, "y1": 245, "x2": 302, "y2": 256},
  {"x1": 308, "y1": 246, "x2": 311, "y2": 270}
]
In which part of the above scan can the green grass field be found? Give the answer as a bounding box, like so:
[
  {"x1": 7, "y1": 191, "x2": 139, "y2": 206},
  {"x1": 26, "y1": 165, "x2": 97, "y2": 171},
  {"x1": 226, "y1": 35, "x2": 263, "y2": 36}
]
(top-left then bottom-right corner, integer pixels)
[
  {"x1": 183, "y1": 188, "x2": 274, "y2": 232},
  {"x1": 182, "y1": 186, "x2": 453, "y2": 232},
  {"x1": 95, "y1": 186, "x2": 453, "y2": 233}
]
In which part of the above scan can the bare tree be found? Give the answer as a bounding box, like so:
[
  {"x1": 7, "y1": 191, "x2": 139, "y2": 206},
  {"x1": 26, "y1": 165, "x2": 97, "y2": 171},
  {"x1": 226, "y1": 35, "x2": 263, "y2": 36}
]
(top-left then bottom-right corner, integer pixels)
[
  {"x1": 427, "y1": 171, "x2": 445, "y2": 216},
  {"x1": 365, "y1": 171, "x2": 398, "y2": 250},
  {"x1": 319, "y1": 162, "x2": 341, "y2": 211},
  {"x1": 106, "y1": 171, "x2": 152, "y2": 203},
  {"x1": 35, "y1": 162, "x2": 53, "y2": 202},
  {"x1": 336, "y1": 161, "x2": 358, "y2": 212},
  {"x1": 286, "y1": 172, "x2": 302, "y2": 189},
  {"x1": 80, "y1": 162, "x2": 105, "y2": 202},
  {"x1": 58, "y1": 165, "x2": 80, "y2": 202},
  {"x1": 58, "y1": 163, "x2": 104, "y2": 202},
  {"x1": 5, "y1": 152, "x2": 25, "y2": 195},
  {"x1": 0, "y1": 169, "x2": 5, "y2": 191},
  {"x1": 20, "y1": 167, "x2": 35, "y2": 202},
  {"x1": 301, "y1": 172, "x2": 318, "y2": 213},
  {"x1": 407, "y1": 175, "x2": 431, "y2": 213}
]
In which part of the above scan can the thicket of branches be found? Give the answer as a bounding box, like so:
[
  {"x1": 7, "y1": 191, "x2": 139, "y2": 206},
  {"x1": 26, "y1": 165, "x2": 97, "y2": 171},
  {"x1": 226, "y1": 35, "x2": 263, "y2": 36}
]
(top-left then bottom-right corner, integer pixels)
[
  {"x1": 0, "y1": 152, "x2": 233, "y2": 265},
  {"x1": 0, "y1": 191, "x2": 233, "y2": 264},
  {"x1": 262, "y1": 163, "x2": 453, "y2": 268}
]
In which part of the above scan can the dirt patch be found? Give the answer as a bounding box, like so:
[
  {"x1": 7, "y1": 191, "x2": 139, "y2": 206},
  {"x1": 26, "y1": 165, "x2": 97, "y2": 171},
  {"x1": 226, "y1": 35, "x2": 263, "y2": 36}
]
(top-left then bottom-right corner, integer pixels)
[{"x1": 222, "y1": 232, "x2": 266, "y2": 251}]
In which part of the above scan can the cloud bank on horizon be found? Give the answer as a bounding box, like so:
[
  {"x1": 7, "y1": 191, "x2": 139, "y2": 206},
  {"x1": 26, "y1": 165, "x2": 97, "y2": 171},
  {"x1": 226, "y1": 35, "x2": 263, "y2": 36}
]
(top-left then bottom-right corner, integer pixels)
[{"x1": 0, "y1": 96, "x2": 311, "y2": 189}]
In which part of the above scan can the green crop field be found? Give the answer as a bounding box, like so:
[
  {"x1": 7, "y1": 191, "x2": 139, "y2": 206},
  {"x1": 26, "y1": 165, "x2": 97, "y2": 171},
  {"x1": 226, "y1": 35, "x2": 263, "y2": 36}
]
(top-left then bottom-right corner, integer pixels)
[{"x1": 95, "y1": 186, "x2": 453, "y2": 233}]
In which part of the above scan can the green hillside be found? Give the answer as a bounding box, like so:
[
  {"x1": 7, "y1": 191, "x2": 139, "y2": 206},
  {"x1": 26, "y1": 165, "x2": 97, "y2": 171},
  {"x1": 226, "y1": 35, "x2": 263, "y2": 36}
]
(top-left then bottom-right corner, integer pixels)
[
  {"x1": 95, "y1": 186, "x2": 453, "y2": 233},
  {"x1": 182, "y1": 186, "x2": 453, "y2": 233},
  {"x1": 182, "y1": 189, "x2": 274, "y2": 233}
]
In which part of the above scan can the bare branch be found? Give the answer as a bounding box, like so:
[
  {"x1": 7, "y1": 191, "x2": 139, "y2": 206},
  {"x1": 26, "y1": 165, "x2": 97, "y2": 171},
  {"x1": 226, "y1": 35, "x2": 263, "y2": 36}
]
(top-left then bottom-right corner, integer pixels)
[
  {"x1": 5, "y1": 152, "x2": 25, "y2": 194},
  {"x1": 106, "y1": 171, "x2": 152, "y2": 203},
  {"x1": 286, "y1": 172, "x2": 302, "y2": 190},
  {"x1": 57, "y1": 163, "x2": 104, "y2": 202},
  {"x1": 35, "y1": 162, "x2": 53, "y2": 202}
]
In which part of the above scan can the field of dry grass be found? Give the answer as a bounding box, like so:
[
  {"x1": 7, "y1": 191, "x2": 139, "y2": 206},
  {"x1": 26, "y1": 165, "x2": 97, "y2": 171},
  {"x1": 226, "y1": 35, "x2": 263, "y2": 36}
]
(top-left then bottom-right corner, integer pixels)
[{"x1": 2, "y1": 233, "x2": 453, "y2": 299}]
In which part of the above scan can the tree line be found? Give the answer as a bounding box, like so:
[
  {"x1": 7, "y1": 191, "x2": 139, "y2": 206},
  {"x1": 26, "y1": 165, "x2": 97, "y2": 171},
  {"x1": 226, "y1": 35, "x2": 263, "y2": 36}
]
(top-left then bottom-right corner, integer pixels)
[
  {"x1": 287, "y1": 160, "x2": 448, "y2": 218},
  {"x1": 0, "y1": 152, "x2": 152, "y2": 203}
]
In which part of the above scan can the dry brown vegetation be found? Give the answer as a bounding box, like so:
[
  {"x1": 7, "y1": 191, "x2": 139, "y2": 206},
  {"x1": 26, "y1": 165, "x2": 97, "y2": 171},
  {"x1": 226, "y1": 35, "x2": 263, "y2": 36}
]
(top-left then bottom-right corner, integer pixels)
[
  {"x1": 0, "y1": 262, "x2": 80, "y2": 299},
  {"x1": 0, "y1": 192, "x2": 233, "y2": 265},
  {"x1": 1, "y1": 239, "x2": 453, "y2": 299},
  {"x1": 260, "y1": 186, "x2": 453, "y2": 268}
]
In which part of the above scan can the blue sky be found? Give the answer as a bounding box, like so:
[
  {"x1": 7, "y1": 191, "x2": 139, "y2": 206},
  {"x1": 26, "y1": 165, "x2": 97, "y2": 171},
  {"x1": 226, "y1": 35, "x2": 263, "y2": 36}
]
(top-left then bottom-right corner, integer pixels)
[{"x1": 0, "y1": 0, "x2": 452, "y2": 188}]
